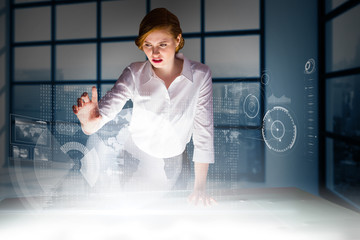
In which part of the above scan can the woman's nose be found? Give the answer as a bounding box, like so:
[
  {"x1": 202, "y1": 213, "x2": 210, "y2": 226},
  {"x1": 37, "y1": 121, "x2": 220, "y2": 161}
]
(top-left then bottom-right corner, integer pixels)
[{"x1": 152, "y1": 47, "x2": 160, "y2": 55}]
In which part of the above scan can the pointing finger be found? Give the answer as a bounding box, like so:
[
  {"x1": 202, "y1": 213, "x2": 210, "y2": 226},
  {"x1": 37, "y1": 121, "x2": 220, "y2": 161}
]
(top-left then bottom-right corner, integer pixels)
[{"x1": 91, "y1": 86, "x2": 98, "y2": 103}]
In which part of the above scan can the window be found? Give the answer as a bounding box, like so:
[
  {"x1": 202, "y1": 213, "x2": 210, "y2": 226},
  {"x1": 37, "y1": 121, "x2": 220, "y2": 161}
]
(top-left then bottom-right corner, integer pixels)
[
  {"x1": 9, "y1": 0, "x2": 265, "y2": 188},
  {"x1": 320, "y1": 0, "x2": 360, "y2": 210}
]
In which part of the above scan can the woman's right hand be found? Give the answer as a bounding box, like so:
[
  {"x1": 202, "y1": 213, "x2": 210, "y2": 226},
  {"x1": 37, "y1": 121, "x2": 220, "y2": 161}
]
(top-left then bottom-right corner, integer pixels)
[{"x1": 72, "y1": 86, "x2": 102, "y2": 135}]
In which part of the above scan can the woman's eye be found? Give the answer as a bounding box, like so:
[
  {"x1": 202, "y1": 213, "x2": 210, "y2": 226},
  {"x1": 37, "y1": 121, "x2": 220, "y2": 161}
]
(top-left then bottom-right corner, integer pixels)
[
  {"x1": 144, "y1": 44, "x2": 151, "y2": 48},
  {"x1": 160, "y1": 44, "x2": 167, "y2": 47}
]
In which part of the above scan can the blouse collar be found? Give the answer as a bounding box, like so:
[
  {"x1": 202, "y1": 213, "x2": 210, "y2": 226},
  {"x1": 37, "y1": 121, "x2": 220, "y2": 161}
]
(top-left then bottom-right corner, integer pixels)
[{"x1": 144, "y1": 53, "x2": 193, "y2": 84}]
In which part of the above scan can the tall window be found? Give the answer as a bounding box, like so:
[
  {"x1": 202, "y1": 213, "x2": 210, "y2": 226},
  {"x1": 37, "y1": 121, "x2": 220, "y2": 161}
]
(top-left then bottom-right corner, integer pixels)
[
  {"x1": 9, "y1": 0, "x2": 265, "y2": 188},
  {"x1": 320, "y1": 0, "x2": 360, "y2": 210}
]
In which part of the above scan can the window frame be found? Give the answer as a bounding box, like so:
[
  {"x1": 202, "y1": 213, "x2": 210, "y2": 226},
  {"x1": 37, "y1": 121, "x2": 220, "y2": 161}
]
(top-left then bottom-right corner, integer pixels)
[
  {"x1": 9, "y1": 0, "x2": 265, "y2": 182},
  {"x1": 319, "y1": 0, "x2": 360, "y2": 212}
]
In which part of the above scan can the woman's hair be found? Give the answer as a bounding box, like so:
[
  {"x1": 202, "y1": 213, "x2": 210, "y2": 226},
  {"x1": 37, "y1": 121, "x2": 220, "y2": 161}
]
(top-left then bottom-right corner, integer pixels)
[{"x1": 135, "y1": 8, "x2": 185, "y2": 53}]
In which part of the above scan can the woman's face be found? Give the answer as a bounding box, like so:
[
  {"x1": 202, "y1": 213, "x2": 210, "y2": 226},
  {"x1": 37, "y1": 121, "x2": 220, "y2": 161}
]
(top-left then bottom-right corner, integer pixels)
[{"x1": 142, "y1": 28, "x2": 180, "y2": 70}]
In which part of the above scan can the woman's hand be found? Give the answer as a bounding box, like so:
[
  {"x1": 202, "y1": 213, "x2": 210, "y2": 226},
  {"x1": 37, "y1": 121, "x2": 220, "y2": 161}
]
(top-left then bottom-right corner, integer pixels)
[
  {"x1": 72, "y1": 86, "x2": 102, "y2": 135},
  {"x1": 187, "y1": 162, "x2": 217, "y2": 206},
  {"x1": 188, "y1": 189, "x2": 216, "y2": 206}
]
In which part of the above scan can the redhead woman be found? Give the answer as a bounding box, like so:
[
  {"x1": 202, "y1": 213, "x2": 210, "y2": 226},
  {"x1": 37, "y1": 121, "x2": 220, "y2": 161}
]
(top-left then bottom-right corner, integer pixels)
[{"x1": 73, "y1": 8, "x2": 215, "y2": 206}]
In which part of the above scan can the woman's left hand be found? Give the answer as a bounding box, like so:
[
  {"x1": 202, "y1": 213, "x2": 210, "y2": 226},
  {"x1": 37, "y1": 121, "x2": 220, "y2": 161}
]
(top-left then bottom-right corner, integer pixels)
[{"x1": 187, "y1": 189, "x2": 217, "y2": 207}]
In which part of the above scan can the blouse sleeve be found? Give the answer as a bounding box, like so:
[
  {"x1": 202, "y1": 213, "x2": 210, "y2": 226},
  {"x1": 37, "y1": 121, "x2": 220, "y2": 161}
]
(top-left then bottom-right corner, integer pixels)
[
  {"x1": 98, "y1": 66, "x2": 135, "y2": 128},
  {"x1": 192, "y1": 67, "x2": 215, "y2": 163}
]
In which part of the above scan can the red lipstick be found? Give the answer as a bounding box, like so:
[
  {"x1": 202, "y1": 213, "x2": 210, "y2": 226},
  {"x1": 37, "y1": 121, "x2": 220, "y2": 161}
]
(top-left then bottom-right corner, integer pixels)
[{"x1": 152, "y1": 59, "x2": 163, "y2": 64}]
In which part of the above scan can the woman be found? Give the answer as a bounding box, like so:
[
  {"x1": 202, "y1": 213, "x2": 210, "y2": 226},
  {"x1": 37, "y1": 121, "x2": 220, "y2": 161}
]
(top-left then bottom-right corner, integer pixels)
[{"x1": 73, "y1": 8, "x2": 215, "y2": 206}]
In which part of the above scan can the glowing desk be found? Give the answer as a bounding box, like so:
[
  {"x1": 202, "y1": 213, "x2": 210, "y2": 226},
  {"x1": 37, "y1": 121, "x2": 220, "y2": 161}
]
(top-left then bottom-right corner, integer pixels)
[{"x1": 0, "y1": 187, "x2": 359, "y2": 240}]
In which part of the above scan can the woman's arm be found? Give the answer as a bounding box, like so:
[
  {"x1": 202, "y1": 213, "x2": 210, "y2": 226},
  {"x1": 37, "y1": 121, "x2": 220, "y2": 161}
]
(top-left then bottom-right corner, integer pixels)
[
  {"x1": 188, "y1": 67, "x2": 216, "y2": 206},
  {"x1": 193, "y1": 162, "x2": 209, "y2": 192},
  {"x1": 73, "y1": 66, "x2": 135, "y2": 135}
]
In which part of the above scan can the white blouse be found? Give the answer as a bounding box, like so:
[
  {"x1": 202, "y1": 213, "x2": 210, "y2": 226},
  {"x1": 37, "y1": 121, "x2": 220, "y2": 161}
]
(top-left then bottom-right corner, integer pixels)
[{"x1": 98, "y1": 53, "x2": 214, "y2": 163}]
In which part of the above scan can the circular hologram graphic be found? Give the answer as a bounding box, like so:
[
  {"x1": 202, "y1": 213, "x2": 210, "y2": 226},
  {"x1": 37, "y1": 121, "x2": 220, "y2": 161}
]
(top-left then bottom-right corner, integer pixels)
[
  {"x1": 304, "y1": 58, "x2": 316, "y2": 74},
  {"x1": 260, "y1": 69, "x2": 271, "y2": 85},
  {"x1": 262, "y1": 106, "x2": 297, "y2": 152},
  {"x1": 243, "y1": 94, "x2": 260, "y2": 119},
  {"x1": 261, "y1": 73, "x2": 270, "y2": 85},
  {"x1": 270, "y1": 120, "x2": 285, "y2": 141},
  {"x1": 60, "y1": 141, "x2": 100, "y2": 187},
  {"x1": 60, "y1": 141, "x2": 89, "y2": 156},
  {"x1": 11, "y1": 126, "x2": 76, "y2": 210}
]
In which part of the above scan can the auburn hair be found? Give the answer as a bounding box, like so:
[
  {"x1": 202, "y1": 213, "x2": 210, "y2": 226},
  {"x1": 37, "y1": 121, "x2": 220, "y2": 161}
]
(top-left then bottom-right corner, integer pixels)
[{"x1": 135, "y1": 8, "x2": 185, "y2": 53}]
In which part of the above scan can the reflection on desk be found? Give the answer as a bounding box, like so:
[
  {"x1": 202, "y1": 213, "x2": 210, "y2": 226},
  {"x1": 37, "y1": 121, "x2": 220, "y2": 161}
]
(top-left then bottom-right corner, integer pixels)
[{"x1": 0, "y1": 187, "x2": 359, "y2": 240}]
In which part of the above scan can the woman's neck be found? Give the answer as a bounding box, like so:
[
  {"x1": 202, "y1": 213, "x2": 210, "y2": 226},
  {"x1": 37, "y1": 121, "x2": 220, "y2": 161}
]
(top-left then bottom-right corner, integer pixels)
[{"x1": 153, "y1": 57, "x2": 183, "y2": 87}]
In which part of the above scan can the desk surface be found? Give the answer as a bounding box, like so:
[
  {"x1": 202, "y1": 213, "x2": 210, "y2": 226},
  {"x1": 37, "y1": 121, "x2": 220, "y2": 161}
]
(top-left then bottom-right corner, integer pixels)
[{"x1": 0, "y1": 187, "x2": 359, "y2": 240}]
